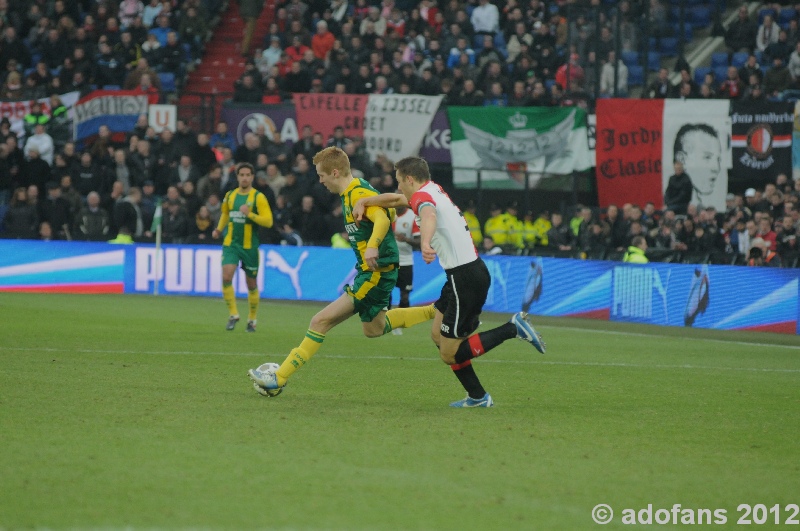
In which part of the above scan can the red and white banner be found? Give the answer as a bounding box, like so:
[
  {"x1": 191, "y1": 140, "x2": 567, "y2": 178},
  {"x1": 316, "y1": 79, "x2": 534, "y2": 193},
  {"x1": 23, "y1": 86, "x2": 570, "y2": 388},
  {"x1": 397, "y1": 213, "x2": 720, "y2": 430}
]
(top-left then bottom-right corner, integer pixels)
[
  {"x1": 0, "y1": 91, "x2": 80, "y2": 138},
  {"x1": 596, "y1": 99, "x2": 731, "y2": 211},
  {"x1": 293, "y1": 93, "x2": 443, "y2": 161},
  {"x1": 596, "y1": 99, "x2": 664, "y2": 208}
]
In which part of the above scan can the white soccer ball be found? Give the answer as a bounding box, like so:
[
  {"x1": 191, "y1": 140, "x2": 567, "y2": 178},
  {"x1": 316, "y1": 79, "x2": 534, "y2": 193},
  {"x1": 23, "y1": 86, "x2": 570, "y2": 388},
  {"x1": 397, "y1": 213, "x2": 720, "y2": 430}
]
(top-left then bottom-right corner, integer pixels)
[{"x1": 254, "y1": 363, "x2": 282, "y2": 397}]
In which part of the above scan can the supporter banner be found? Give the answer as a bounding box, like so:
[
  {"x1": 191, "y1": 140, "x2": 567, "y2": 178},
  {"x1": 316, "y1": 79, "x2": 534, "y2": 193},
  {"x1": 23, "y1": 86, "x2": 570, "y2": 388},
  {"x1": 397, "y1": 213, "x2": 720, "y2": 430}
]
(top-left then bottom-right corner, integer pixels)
[
  {"x1": 293, "y1": 93, "x2": 442, "y2": 161},
  {"x1": 596, "y1": 99, "x2": 663, "y2": 207},
  {"x1": 292, "y1": 93, "x2": 368, "y2": 144},
  {"x1": 3, "y1": 240, "x2": 797, "y2": 334},
  {"x1": 0, "y1": 91, "x2": 80, "y2": 138},
  {"x1": 362, "y1": 94, "x2": 443, "y2": 160},
  {"x1": 419, "y1": 109, "x2": 451, "y2": 163},
  {"x1": 73, "y1": 90, "x2": 159, "y2": 143},
  {"x1": 223, "y1": 103, "x2": 454, "y2": 163},
  {"x1": 661, "y1": 100, "x2": 731, "y2": 212},
  {"x1": 222, "y1": 104, "x2": 298, "y2": 146},
  {"x1": 730, "y1": 101, "x2": 793, "y2": 183},
  {"x1": 447, "y1": 106, "x2": 591, "y2": 189},
  {"x1": 597, "y1": 100, "x2": 731, "y2": 211}
]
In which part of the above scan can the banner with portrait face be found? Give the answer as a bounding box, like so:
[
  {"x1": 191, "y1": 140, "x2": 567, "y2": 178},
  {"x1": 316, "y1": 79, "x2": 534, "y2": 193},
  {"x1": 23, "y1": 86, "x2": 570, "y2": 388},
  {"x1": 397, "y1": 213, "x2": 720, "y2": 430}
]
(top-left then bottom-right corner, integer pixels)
[{"x1": 661, "y1": 100, "x2": 732, "y2": 212}]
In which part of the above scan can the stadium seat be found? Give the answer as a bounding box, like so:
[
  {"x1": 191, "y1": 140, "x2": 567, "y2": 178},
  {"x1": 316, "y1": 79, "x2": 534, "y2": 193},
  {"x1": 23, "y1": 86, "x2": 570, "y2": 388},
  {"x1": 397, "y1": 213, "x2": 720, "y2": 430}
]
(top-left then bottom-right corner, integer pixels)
[
  {"x1": 694, "y1": 66, "x2": 711, "y2": 85},
  {"x1": 159, "y1": 72, "x2": 177, "y2": 92},
  {"x1": 713, "y1": 65, "x2": 729, "y2": 82},
  {"x1": 545, "y1": 78, "x2": 556, "y2": 91},
  {"x1": 621, "y1": 50, "x2": 639, "y2": 68},
  {"x1": 758, "y1": 8, "x2": 776, "y2": 24},
  {"x1": 731, "y1": 52, "x2": 749, "y2": 68},
  {"x1": 689, "y1": 6, "x2": 712, "y2": 27},
  {"x1": 103, "y1": 84, "x2": 121, "y2": 90},
  {"x1": 628, "y1": 65, "x2": 644, "y2": 86},
  {"x1": 659, "y1": 37, "x2": 679, "y2": 56},
  {"x1": 676, "y1": 24, "x2": 693, "y2": 42},
  {"x1": 711, "y1": 52, "x2": 729, "y2": 68},
  {"x1": 472, "y1": 34, "x2": 484, "y2": 51},
  {"x1": 647, "y1": 51, "x2": 661, "y2": 71},
  {"x1": 23, "y1": 67, "x2": 34, "y2": 78},
  {"x1": 779, "y1": 8, "x2": 796, "y2": 25}
]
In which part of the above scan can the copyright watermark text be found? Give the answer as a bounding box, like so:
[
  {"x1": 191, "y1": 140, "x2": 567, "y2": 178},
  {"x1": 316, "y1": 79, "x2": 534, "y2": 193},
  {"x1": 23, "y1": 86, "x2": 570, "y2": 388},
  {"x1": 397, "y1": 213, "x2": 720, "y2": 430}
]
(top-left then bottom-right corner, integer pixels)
[{"x1": 591, "y1": 503, "x2": 800, "y2": 525}]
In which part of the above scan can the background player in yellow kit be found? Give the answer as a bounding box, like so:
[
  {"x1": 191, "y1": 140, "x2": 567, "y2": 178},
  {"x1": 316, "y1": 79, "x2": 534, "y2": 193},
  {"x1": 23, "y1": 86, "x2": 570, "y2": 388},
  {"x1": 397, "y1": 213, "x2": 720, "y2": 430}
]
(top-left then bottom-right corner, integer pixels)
[{"x1": 212, "y1": 162, "x2": 273, "y2": 332}]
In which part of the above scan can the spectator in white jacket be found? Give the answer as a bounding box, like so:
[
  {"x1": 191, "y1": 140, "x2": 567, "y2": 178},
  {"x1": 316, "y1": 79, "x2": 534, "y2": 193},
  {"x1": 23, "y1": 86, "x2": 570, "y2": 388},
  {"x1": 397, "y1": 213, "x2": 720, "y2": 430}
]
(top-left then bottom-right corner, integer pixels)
[
  {"x1": 756, "y1": 15, "x2": 779, "y2": 53},
  {"x1": 24, "y1": 124, "x2": 54, "y2": 166},
  {"x1": 471, "y1": 0, "x2": 499, "y2": 36},
  {"x1": 600, "y1": 51, "x2": 629, "y2": 97},
  {"x1": 788, "y1": 41, "x2": 800, "y2": 83}
]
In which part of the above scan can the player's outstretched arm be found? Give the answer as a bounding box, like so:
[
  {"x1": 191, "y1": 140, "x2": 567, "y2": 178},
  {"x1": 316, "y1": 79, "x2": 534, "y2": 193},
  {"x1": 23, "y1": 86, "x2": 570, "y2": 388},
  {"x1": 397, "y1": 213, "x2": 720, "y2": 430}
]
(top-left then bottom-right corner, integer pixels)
[{"x1": 353, "y1": 193, "x2": 409, "y2": 221}]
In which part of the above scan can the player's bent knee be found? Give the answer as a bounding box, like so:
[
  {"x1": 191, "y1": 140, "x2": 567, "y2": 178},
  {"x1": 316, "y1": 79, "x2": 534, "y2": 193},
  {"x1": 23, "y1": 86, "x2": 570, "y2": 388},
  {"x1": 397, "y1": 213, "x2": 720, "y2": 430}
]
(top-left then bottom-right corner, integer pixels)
[
  {"x1": 363, "y1": 327, "x2": 383, "y2": 338},
  {"x1": 309, "y1": 313, "x2": 329, "y2": 331},
  {"x1": 439, "y1": 349, "x2": 456, "y2": 365}
]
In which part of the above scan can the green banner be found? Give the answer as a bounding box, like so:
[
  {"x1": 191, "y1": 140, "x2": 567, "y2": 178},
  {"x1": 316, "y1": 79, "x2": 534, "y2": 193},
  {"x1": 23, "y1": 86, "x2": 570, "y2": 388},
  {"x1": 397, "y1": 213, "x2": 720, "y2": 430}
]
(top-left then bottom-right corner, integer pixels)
[{"x1": 447, "y1": 106, "x2": 591, "y2": 188}]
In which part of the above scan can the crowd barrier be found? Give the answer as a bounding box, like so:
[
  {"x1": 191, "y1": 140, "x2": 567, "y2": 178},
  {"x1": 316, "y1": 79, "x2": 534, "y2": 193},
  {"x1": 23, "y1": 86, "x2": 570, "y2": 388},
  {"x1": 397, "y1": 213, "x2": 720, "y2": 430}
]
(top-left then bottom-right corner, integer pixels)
[{"x1": 1, "y1": 241, "x2": 798, "y2": 335}]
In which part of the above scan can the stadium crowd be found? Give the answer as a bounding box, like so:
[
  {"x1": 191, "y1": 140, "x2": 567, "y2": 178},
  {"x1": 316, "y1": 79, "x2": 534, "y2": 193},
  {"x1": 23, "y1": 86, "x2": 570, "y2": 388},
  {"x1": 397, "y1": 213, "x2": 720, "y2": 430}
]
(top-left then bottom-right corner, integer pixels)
[{"x1": 0, "y1": 0, "x2": 799, "y2": 268}]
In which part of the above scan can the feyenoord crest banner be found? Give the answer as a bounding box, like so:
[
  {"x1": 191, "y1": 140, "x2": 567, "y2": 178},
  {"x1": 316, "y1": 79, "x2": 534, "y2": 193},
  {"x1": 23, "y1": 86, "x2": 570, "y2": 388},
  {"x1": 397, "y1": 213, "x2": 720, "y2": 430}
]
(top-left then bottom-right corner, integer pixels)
[
  {"x1": 292, "y1": 93, "x2": 442, "y2": 162},
  {"x1": 447, "y1": 106, "x2": 591, "y2": 188},
  {"x1": 597, "y1": 99, "x2": 731, "y2": 211},
  {"x1": 730, "y1": 101, "x2": 793, "y2": 183}
]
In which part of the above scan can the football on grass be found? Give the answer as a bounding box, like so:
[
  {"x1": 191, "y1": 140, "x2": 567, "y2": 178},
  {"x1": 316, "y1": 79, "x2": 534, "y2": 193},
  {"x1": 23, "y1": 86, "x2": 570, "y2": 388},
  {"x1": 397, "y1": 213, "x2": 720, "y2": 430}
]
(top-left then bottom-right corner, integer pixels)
[{"x1": 253, "y1": 363, "x2": 282, "y2": 397}]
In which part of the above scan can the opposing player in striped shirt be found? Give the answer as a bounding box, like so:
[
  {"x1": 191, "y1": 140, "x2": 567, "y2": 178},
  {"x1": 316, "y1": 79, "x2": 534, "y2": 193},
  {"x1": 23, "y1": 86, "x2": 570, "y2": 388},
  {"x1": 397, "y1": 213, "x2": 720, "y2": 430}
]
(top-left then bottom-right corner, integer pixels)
[{"x1": 353, "y1": 156, "x2": 546, "y2": 408}]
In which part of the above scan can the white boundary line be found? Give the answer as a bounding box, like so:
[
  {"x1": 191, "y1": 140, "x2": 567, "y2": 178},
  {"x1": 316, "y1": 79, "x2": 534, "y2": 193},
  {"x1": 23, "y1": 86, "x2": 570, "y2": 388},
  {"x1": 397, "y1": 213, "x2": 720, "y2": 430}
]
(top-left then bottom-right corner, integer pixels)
[{"x1": 2, "y1": 346, "x2": 799, "y2": 374}]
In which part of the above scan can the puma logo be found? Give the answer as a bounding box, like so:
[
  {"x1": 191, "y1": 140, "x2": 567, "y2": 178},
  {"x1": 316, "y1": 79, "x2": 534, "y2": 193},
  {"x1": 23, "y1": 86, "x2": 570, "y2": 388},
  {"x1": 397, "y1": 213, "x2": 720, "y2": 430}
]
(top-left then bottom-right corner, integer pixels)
[{"x1": 265, "y1": 250, "x2": 309, "y2": 298}]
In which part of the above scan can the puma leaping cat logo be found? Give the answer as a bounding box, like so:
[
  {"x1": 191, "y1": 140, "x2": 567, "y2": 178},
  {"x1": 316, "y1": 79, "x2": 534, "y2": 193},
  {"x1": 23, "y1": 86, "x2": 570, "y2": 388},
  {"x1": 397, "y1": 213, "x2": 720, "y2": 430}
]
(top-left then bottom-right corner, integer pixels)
[{"x1": 266, "y1": 250, "x2": 309, "y2": 298}]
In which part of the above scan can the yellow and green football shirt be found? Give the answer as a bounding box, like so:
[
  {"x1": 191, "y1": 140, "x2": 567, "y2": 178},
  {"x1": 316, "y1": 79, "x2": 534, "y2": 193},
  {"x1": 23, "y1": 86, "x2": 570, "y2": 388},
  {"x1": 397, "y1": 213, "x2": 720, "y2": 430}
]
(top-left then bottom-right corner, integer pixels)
[
  {"x1": 217, "y1": 188, "x2": 273, "y2": 249},
  {"x1": 341, "y1": 178, "x2": 398, "y2": 271}
]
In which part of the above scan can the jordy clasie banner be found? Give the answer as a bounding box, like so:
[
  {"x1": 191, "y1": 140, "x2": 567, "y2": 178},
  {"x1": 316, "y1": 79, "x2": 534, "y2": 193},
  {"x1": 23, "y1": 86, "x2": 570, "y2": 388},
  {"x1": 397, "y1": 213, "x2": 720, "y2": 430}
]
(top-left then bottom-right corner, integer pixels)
[
  {"x1": 596, "y1": 99, "x2": 731, "y2": 211},
  {"x1": 595, "y1": 99, "x2": 663, "y2": 208}
]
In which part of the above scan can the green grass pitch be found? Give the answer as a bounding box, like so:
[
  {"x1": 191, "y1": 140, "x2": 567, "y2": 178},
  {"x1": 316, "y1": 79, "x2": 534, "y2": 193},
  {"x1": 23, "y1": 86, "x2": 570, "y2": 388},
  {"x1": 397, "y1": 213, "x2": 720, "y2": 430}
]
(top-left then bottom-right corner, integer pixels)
[{"x1": 1, "y1": 293, "x2": 799, "y2": 530}]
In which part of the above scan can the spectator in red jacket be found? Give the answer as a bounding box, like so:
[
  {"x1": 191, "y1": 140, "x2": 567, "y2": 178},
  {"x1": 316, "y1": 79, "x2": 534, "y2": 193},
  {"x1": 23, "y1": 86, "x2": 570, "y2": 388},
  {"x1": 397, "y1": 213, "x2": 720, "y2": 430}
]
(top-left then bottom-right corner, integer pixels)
[{"x1": 311, "y1": 20, "x2": 335, "y2": 60}]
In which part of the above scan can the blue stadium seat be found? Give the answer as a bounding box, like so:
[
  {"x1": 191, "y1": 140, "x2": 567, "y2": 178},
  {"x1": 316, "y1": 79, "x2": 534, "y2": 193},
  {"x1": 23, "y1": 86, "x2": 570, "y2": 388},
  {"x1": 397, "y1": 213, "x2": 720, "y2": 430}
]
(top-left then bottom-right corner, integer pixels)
[
  {"x1": 472, "y1": 34, "x2": 484, "y2": 51},
  {"x1": 621, "y1": 50, "x2": 639, "y2": 68},
  {"x1": 545, "y1": 78, "x2": 556, "y2": 91},
  {"x1": 659, "y1": 37, "x2": 679, "y2": 56},
  {"x1": 754, "y1": 50, "x2": 763, "y2": 63},
  {"x1": 713, "y1": 65, "x2": 729, "y2": 82},
  {"x1": 103, "y1": 84, "x2": 121, "y2": 90},
  {"x1": 628, "y1": 65, "x2": 644, "y2": 86},
  {"x1": 23, "y1": 67, "x2": 35, "y2": 78},
  {"x1": 731, "y1": 52, "x2": 749, "y2": 68},
  {"x1": 758, "y1": 8, "x2": 777, "y2": 24},
  {"x1": 711, "y1": 52, "x2": 729, "y2": 68},
  {"x1": 647, "y1": 51, "x2": 661, "y2": 71},
  {"x1": 694, "y1": 66, "x2": 711, "y2": 85},
  {"x1": 779, "y1": 8, "x2": 796, "y2": 25},
  {"x1": 690, "y1": 6, "x2": 712, "y2": 27},
  {"x1": 159, "y1": 72, "x2": 177, "y2": 92}
]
